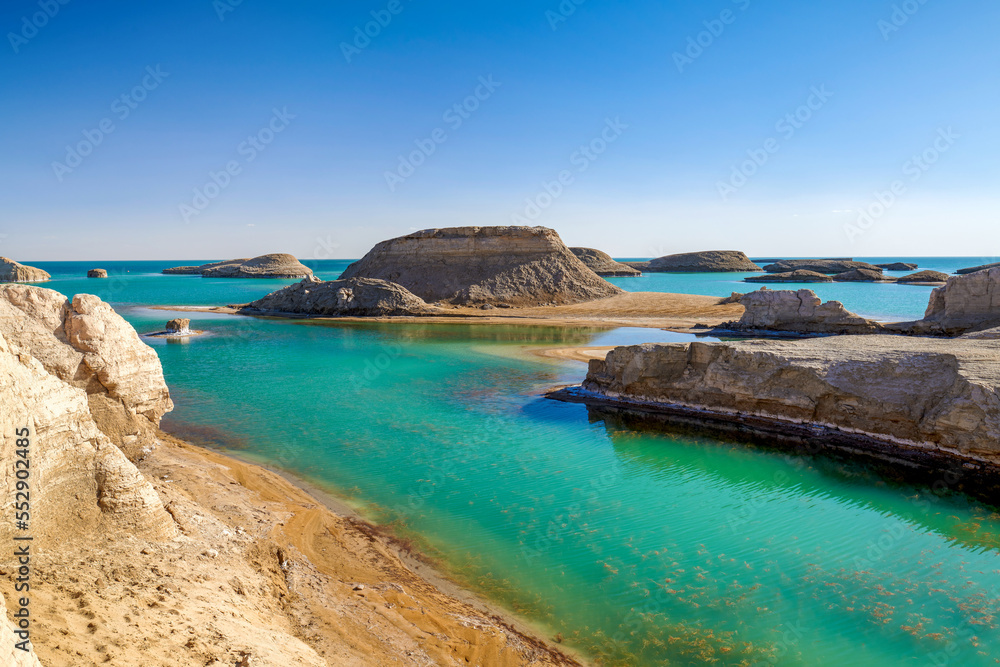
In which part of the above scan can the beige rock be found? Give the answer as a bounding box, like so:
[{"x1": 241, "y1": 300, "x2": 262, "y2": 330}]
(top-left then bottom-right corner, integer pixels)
[
  {"x1": 165, "y1": 318, "x2": 191, "y2": 334},
  {"x1": 833, "y1": 268, "x2": 894, "y2": 282},
  {"x1": 570, "y1": 247, "x2": 641, "y2": 276},
  {"x1": 582, "y1": 335, "x2": 1000, "y2": 462},
  {"x1": 731, "y1": 288, "x2": 882, "y2": 334},
  {"x1": 340, "y1": 226, "x2": 623, "y2": 306},
  {"x1": 647, "y1": 251, "x2": 761, "y2": 273},
  {"x1": 763, "y1": 259, "x2": 881, "y2": 274},
  {"x1": 164, "y1": 254, "x2": 312, "y2": 279},
  {"x1": 0, "y1": 592, "x2": 42, "y2": 666},
  {"x1": 0, "y1": 258, "x2": 49, "y2": 283},
  {"x1": 87, "y1": 269, "x2": 108, "y2": 278},
  {"x1": 897, "y1": 270, "x2": 949, "y2": 285},
  {"x1": 0, "y1": 285, "x2": 172, "y2": 460},
  {"x1": 240, "y1": 277, "x2": 432, "y2": 317},
  {"x1": 914, "y1": 267, "x2": 1000, "y2": 334}
]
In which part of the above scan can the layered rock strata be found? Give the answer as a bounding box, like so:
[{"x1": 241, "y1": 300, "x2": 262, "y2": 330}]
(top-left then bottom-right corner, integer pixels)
[
  {"x1": 0, "y1": 258, "x2": 50, "y2": 283},
  {"x1": 340, "y1": 226, "x2": 622, "y2": 306},
  {"x1": 579, "y1": 336, "x2": 1000, "y2": 465},
  {"x1": 764, "y1": 259, "x2": 881, "y2": 274}
]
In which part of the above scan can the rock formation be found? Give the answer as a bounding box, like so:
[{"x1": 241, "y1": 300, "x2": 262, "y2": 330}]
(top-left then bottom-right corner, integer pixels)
[
  {"x1": 897, "y1": 270, "x2": 948, "y2": 285},
  {"x1": 833, "y1": 268, "x2": 895, "y2": 282},
  {"x1": 910, "y1": 267, "x2": 1000, "y2": 334},
  {"x1": 570, "y1": 247, "x2": 641, "y2": 276},
  {"x1": 646, "y1": 251, "x2": 762, "y2": 273},
  {"x1": 163, "y1": 254, "x2": 313, "y2": 279},
  {"x1": 580, "y1": 336, "x2": 1000, "y2": 464},
  {"x1": 745, "y1": 270, "x2": 832, "y2": 283},
  {"x1": 764, "y1": 259, "x2": 881, "y2": 274},
  {"x1": 165, "y1": 318, "x2": 191, "y2": 334},
  {"x1": 876, "y1": 262, "x2": 918, "y2": 271},
  {"x1": 0, "y1": 286, "x2": 176, "y2": 543},
  {"x1": 87, "y1": 269, "x2": 108, "y2": 278},
  {"x1": 239, "y1": 276, "x2": 432, "y2": 317},
  {"x1": 957, "y1": 261, "x2": 1000, "y2": 275},
  {"x1": 0, "y1": 258, "x2": 50, "y2": 283},
  {"x1": 0, "y1": 285, "x2": 174, "y2": 463},
  {"x1": 339, "y1": 226, "x2": 622, "y2": 306},
  {"x1": 729, "y1": 288, "x2": 882, "y2": 335}
]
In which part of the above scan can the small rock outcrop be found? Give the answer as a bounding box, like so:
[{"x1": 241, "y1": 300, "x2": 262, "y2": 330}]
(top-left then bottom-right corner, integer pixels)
[
  {"x1": 570, "y1": 248, "x2": 641, "y2": 276},
  {"x1": 580, "y1": 336, "x2": 1000, "y2": 463},
  {"x1": 898, "y1": 270, "x2": 949, "y2": 285},
  {"x1": 621, "y1": 261, "x2": 651, "y2": 271},
  {"x1": 730, "y1": 288, "x2": 882, "y2": 335},
  {"x1": 166, "y1": 318, "x2": 192, "y2": 334},
  {"x1": 876, "y1": 262, "x2": 918, "y2": 271},
  {"x1": 764, "y1": 259, "x2": 880, "y2": 274},
  {"x1": 956, "y1": 261, "x2": 1000, "y2": 275},
  {"x1": 745, "y1": 270, "x2": 832, "y2": 283},
  {"x1": 0, "y1": 257, "x2": 50, "y2": 283},
  {"x1": 833, "y1": 268, "x2": 895, "y2": 283},
  {"x1": 239, "y1": 277, "x2": 431, "y2": 317},
  {"x1": 88, "y1": 268, "x2": 109, "y2": 278},
  {"x1": 911, "y1": 267, "x2": 1000, "y2": 334},
  {"x1": 340, "y1": 226, "x2": 622, "y2": 307},
  {"x1": 164, "y1": 254, "x2": 312, "y2": 279},
  {"x1": 646, "y1": 251, "x2": 762, "y2": 273},
  {"x1": 0, "y1": 286, "x2": 176, "y2": 542}
]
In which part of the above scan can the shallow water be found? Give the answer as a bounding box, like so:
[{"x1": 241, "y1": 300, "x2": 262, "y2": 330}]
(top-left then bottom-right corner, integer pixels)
[{"x1": 30, "y1": 261, "x2": 1000, "y2": 666}]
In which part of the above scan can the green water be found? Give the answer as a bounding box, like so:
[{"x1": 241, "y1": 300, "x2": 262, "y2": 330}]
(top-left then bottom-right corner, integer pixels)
[{"x1": 30, "y1": 262, "x2": 1000, "y2": 666}]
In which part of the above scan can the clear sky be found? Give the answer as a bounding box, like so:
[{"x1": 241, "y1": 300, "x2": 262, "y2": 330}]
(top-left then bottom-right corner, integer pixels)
[{"x1": 1, "y1": 0, "x2": 997, "y2": 260}]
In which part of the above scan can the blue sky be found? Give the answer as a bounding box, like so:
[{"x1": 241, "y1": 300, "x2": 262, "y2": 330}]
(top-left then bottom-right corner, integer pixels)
[{"x1": 1, "y1": 0, "x2": 997, "y2": 260}]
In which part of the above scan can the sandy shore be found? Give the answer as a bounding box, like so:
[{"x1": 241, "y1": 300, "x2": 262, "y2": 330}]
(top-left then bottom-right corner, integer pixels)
[
  {"x1": 1, "y1": 429, "x2": 581, "y2": 667},
  {"x1": 149, "y1": 291, "x2": 743, "y2": 331}
]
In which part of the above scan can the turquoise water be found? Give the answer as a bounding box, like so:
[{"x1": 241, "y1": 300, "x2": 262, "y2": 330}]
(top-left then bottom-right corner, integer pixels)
[{"x1": 27, "y1": 261, "x2": 1000, "y2": 666}]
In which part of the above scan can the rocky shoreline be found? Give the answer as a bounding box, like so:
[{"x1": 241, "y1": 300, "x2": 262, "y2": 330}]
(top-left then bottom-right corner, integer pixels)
[{"x1": 0, "y1": 285, "x2": 579, "y2": 667}]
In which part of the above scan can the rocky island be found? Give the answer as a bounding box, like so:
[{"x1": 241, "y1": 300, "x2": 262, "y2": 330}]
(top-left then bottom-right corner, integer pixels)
[
  {"x1": 238, "y1": 276, "x2": 433, "y2": 317},
  {"x1": 644, "y1": 250, "x2": 762, "y2": 273},
  {"x1": 0, "y1": 257, "x2": 50, "y2": 283},
  {"x1": 340, "y1": 226, "x2": 622, "y2": 307},
  {"x1": 570, "y1": 247, "x2": 642, "y2": 276},
  {"x1": 163, "y1": 254, "x2": 313, "y2": 279},
  {"x1": 763, "y1": 259, "x2": 881, "y2": 274},
  {"x1": 745, "y1": 270, "x2": 833, "y2": 283},
  {"x1": 727, "y1": 288, "x2": 882, "y2": 335},
  {"x1": 87, "y1": 268, "x2": 108, "y2": 278}
]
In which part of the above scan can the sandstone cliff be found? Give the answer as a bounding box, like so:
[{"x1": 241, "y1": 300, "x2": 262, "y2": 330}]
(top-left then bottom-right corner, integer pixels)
[
  {"x1": 0, "y1": 258, "x2": 50, "y2": 283},
  {"x1": 164, "y1": 254, "x2": 312, "y2": 279},
  {"x1": 911, "y1": 267, "x2": 1000, "y2": 334},
  {"x1": 646, "y1": 251, "x2": 761, "y2": 273},
  {"x1": 729, "y1": 288, "x2": 882, "y2": 335},
  {"x1": 0, "y1": 285, "x2": 173, "y2": 461},
  {"x1": 239, "y1": 276, "x2": 432, "y2": 317},
  {"x1": 569, "y1": 248, "x2": 641, "y2": 276},
  {"x1": 340, "y1": 226, "x2": 622, "y2": 306},
  {"x1": 580, "y1": 336, "x2": 1000, "y2": 464}
]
